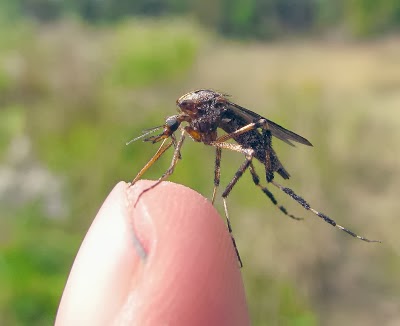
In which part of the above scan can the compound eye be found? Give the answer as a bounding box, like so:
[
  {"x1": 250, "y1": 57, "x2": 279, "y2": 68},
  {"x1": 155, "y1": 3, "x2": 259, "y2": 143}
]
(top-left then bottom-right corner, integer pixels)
[
  {"x1": 179, "y1": 100, "x2": 195, "y2": 112},
  {"x1": 214, "y1": 98, "x2": 226, "y2": 109},
  {"x1": 165, "y1": 115, "x2": 180, "y2": 132}
]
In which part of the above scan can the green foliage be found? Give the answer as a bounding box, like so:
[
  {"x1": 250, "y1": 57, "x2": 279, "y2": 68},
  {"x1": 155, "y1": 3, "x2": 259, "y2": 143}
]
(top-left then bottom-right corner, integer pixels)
[
  {"x1": 0, "y1": 106, "x2": 25, "y2": 158},
  {"x1": 0, "y1": 18, "x2": 202, "y2": 324},
  {"x1": 220, "y1": 0, "x2": 257, "y2": 37},
  {"x1": 1, "y1": 13, "x2": 400, "y2": 326},
  {"x1": 0, "y1": 203, "x2": 79, "y2": 325},
  {"x1": 244, "y1": 272, "x2": 317, "y2": 325},
  {"x1": 2, "y1": 0, "x2": 400, "y2": 38},
  {"x1": 0, "y1": 0, "x2": 22, "y2": 22},
  {"x1": 345, "y1": 0, "x2": 400, "y2": 35},
  {"x1": 0, "y1": 68, "x2": 12, "y2": 93},
  {"x1": 109, "y1": 20, "x2": 198, "y2": 87}
]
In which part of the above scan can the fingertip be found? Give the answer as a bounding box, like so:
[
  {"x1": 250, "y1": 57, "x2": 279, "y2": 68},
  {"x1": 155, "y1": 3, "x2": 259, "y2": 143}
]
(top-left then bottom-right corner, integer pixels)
[
  {"x1": 56, "y1": 181, "x2": 141, "y2": 326},
  {"x1": 57, "y1": 181, "x2": 250, "y2": 326},
  {"x1": 123, "y1": 180, "x2": 250, "y2": 325}
]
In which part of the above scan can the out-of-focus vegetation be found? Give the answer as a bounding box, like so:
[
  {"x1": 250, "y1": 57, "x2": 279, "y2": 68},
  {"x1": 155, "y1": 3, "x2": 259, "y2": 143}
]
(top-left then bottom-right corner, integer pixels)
[
  {"x1": 2, "y1": 0, "x2": 400, "y2": 38},
  {"x1": 0, "y1": 1, "x2": 400, "y2": 325}
]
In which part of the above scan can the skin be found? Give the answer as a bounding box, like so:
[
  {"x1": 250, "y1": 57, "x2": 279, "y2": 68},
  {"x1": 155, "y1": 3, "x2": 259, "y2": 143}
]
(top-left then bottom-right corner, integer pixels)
[{"x1": 55, "y1": 180, "x2": 250, "y2": 326}]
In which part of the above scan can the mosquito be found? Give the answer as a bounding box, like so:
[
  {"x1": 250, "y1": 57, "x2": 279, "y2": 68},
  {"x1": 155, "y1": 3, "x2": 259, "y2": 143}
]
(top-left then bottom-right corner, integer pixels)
[{"x1": 128, "y1": 89, "x2": 381, "y2": 267}]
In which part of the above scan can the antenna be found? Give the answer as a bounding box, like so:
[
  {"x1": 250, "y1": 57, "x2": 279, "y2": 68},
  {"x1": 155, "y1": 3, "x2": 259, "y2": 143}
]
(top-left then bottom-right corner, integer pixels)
[{"x1": 126, "y1": 126, "x2": 163, "y2": 145}]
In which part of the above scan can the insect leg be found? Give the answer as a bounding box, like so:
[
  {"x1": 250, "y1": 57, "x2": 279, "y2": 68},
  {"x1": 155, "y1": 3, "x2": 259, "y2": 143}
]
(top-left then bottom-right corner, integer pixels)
[
  {"x1": 262, "y1": 128, "x2": 274, "y2": 182},
  {"x1": 223, "y1": 198, "x2": 243, "y2": 268},
  {"x1": 248, "y1": 163, "x2": 303, "y2": 220},
  {"x1": 215, "y1": 120, "x2": 266, "y2": 143},
  {"x1": 209, "y1": 141, "x2": 255, "y2": 268},
  {"x1": 212, "y1": 147, "x2": 222, "y2": 204},
  {"x1": 171, "y1": 133, "x2": 182, "y2": 159},
  {"x1": 132, "y1": 138, "x2": 173, "y2": 184},
  {"x1": 271, "y1": 180, "x2": 381, "y2": 243},
  {"x1": 135, "y1": 129, "x2": 186, "y2": 205},
  {"x1": 208, "y1": 141, "x2": 254, "y2": 199},
  {"x1": 221, "y1": 155, "x2": 253, "y2": 268}
]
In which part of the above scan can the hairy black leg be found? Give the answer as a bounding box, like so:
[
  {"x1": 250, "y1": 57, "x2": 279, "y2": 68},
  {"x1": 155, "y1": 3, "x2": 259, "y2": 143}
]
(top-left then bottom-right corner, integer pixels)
[
  {"x1": 220, "y1": 152, "x2": 254, "y2": 268},
  {"x1": 271, "y1": 180, "x2": 381, "y2": 242},
  {"x1": 223, "y1": 198, "x2": 243, "y2": 268},
  {"x1": 262, "y1": 129, "x2": 274, "y2": 183},
  {"x1": 212, "y1": 147, "x2": 222, "y2": 204},
  {"x1": 221, "y1": 152, "x2": 253, "y2": 199},
  {"x1": 248, "y1": 163, "x2": 303, "y2": 220}
]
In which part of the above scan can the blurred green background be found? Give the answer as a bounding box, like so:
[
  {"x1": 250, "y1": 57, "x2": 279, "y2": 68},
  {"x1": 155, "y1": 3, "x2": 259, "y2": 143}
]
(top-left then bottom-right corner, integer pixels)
[{"x1": 1, "y1": 1, "x2": 400, "y2": 325}]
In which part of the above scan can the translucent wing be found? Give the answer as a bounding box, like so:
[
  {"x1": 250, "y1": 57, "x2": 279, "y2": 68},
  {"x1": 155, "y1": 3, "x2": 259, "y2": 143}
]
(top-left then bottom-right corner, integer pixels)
[{"x1": 226, "y1": 102, "x2": 313, "y2": 147}]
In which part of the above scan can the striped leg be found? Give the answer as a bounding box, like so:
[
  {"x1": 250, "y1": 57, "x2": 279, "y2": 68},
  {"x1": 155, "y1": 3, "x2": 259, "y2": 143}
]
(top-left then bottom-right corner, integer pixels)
[
  {"x1": 223, "y1": 198, "x2": 243, "y2": 268},
  {"x1": 207, "y1": 141, "x2": 255, "y2": 267},
  {"x1": 220, "y1": 149, "x2": 254, "y2": 268},
  {"x1": 248, "y1": 163, "x2": 303, "y2": 220},
  {"x1": 271, "y1": 180, "x2": 381, "y2": 243}
]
